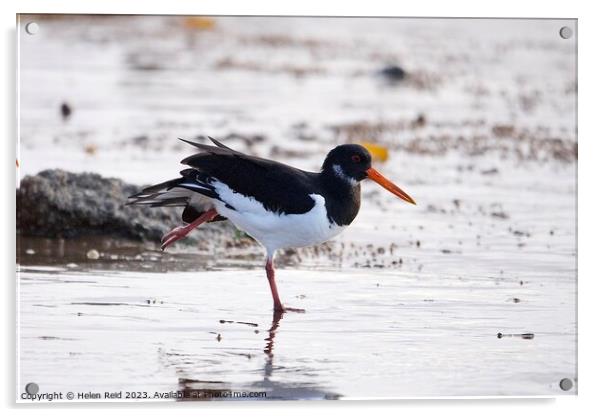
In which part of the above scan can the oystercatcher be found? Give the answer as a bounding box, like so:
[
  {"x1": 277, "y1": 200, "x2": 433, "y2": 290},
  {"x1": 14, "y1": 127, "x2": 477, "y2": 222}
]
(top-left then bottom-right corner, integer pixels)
[{"x1": 128, "y1": 137, "x2": 415, "y2": 312}]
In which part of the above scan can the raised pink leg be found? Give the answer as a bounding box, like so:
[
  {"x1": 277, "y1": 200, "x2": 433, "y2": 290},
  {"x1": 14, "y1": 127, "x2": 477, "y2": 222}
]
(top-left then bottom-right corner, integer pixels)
[
  {"x1": 161, "y1": 208, "x2": 218, "y2": 251},
  {"x1": 265, "y1": 256, "x2": 305, "y2": 313}
]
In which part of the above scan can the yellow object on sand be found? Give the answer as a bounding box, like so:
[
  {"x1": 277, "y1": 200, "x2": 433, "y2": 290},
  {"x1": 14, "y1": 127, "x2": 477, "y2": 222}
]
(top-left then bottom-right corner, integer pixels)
[
  {"x1": 360, "y1": 142, "x2": 389, "y2": 162},
  {"x1": 183, "y1": 17, "x2": 216, "y2": 31}
]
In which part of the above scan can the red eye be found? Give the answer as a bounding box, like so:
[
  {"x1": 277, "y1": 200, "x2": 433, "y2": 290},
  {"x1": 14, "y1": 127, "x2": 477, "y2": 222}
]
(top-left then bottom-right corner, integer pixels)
[{"x1": 351, "y1": 155, "x2": 361, "y2": 163}]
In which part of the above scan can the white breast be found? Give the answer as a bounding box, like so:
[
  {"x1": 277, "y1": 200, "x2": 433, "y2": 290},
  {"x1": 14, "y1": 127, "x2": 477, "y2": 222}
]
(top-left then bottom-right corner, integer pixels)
[{"x1": 211, "y1": 180, "x2": 345, "y2": 256}]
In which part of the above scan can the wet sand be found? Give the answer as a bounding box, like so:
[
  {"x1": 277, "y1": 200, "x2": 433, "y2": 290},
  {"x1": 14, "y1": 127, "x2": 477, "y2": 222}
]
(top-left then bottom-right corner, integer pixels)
[{"x1": 18, "y1": 262, "x2": 575, "y2": 398}]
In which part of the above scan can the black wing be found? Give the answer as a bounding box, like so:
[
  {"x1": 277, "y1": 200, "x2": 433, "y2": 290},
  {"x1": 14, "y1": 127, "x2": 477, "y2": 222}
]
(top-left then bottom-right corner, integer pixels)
[{"x1": 179, "y1": 137, "x2": 318, "y2": 215}]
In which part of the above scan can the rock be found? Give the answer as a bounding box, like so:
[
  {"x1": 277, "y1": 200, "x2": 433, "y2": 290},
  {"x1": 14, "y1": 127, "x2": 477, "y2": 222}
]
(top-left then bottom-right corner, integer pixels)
[
  {"x1": 491, "y1": 211, "x2": 509, "y2": 220},
  {"x1": 16, "y1": 169, "x2": 186, "y2": 241},
  {"x1": 410, "y1": 113, "x2": 427, "y2": 128},
  {"x1": 480, "y1": 167, "x2": 499, "y2": 175},
  {"x1": 377, "y1": 65, "x2": 406, "y2": 82},
  {"x1": 60, "y1": 102, "x2": 72, "y2": 121},
  {"x1": 86, "y1": 249, "x2": 100, "y2": 260}
]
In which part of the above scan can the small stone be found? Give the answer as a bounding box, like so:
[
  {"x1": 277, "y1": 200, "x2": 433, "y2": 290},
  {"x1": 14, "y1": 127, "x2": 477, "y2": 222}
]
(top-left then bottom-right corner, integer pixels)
[
  {"x1": 83, "y1": 144, "x2": 97, "y2": 155},
  {"x1": 86, "y1": 249, "x2": 100, "y2": 260},
  {"x1": 378, "y1": 65, "x2": 406, "y2": 82},
  {"x1": 60, "y1": 102, "x2": 72, "y2": 120}
]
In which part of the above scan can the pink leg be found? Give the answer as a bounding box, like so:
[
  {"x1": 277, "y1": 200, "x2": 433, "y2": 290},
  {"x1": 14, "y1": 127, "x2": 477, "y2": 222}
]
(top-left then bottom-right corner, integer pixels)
[
  {"x1": 265, "y1": 256, "x2": 305, "y2": 313},
  {"x1": 265, "y1": 257, "x2": 284, "y2": 311},
  {"x1": 161, "y1": 208, "x2": 218, "y2": 251}
]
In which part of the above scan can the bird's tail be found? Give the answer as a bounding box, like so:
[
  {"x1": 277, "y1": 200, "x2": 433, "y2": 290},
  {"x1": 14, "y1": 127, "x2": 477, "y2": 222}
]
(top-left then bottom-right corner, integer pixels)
[
  {"x1": 127, "y1": 177, "x2": 191, "y2": 207},
  {"x1": 127, "y1": 176, "x2": 226, "y2": 223}
]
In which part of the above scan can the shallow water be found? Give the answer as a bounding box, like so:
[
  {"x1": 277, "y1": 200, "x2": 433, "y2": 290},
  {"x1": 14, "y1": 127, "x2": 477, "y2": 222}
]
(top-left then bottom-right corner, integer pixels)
[{"x1": 18, "y1": 261, "x2": 575, "y2": 399}]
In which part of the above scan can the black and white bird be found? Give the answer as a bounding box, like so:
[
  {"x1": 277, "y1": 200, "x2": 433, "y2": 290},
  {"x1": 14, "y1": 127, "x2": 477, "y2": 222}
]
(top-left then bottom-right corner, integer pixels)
[{"x1": 128, "y1": 137, "x2": 415, "y2": 312}]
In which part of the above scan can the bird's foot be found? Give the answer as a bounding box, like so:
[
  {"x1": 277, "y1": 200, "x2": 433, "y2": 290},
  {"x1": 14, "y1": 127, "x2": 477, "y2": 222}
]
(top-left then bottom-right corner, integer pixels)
[
  {"x1": 284, "y1": 307, "x2": 306, "y2": 313},
  {"x1": 160, "y1": 225, "x2": 192, "y2": 251},
  {"x1": 161, "y1": 209, "x2": 218, "y2": 251},
  {"x1": 274, "y1": 305, "x2": 306, "y2": 313}
]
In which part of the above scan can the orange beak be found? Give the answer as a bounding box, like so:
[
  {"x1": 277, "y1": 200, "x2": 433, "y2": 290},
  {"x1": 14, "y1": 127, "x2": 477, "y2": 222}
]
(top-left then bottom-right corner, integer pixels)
[{"x1": 366, "y1": 167, "x2": 416, "y2": 205}]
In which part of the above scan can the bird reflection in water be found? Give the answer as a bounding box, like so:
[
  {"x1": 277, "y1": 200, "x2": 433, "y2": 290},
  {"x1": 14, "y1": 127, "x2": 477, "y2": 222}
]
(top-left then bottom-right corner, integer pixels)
[
  {"x1": 177, "y1": 310, "x2": 339, "y2": 400},
  {"x1": 262, "y1": 310, "x2": 284, "y2": 380}
]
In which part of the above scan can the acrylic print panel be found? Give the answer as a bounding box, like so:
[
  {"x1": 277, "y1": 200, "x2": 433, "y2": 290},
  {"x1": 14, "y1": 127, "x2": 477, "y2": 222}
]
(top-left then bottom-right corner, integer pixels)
[{"x1": 16, "y1": 15, "x2": 577, "y2": 401}]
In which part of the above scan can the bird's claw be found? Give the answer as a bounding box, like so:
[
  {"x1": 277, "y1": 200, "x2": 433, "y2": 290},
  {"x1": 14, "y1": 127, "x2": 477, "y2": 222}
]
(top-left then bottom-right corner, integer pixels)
[
  {"x1": 160, "y1": 225, "x2": 191, "y2": 251},
  {"x1": 284, "y1": 307, "x2": 306, "y2": 313},
  {"x1": 275, "y1": 305, "x2": 306, "y2": 313}
]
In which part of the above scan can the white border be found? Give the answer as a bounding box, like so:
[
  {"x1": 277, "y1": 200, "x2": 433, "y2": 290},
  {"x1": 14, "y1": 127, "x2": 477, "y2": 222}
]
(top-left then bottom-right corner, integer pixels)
[{"x1": 3, "y1": 0, "x2": 600, "y2": 416}]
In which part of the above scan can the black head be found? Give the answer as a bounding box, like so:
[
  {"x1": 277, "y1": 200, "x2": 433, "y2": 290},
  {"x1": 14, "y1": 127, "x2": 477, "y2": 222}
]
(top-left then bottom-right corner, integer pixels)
[
  {"x1": 322, "y1": 144, "x2": 372, "y2": 184},
  {"x1": 321, "y1": 143, "x2": 417, "y2": 205}
]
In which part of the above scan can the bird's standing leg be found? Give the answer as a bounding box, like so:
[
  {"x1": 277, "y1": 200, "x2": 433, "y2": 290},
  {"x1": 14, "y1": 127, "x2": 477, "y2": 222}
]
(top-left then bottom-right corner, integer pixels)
[
  {"x1": 265, "y1": 255, "x2": 305, "y2": 313},
  {"x1": 265, "y1": 256, "x2": 284, "y2": 312},
  {"x1": 161, "y1": 208, "x2": 218, "y2": 251}
]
